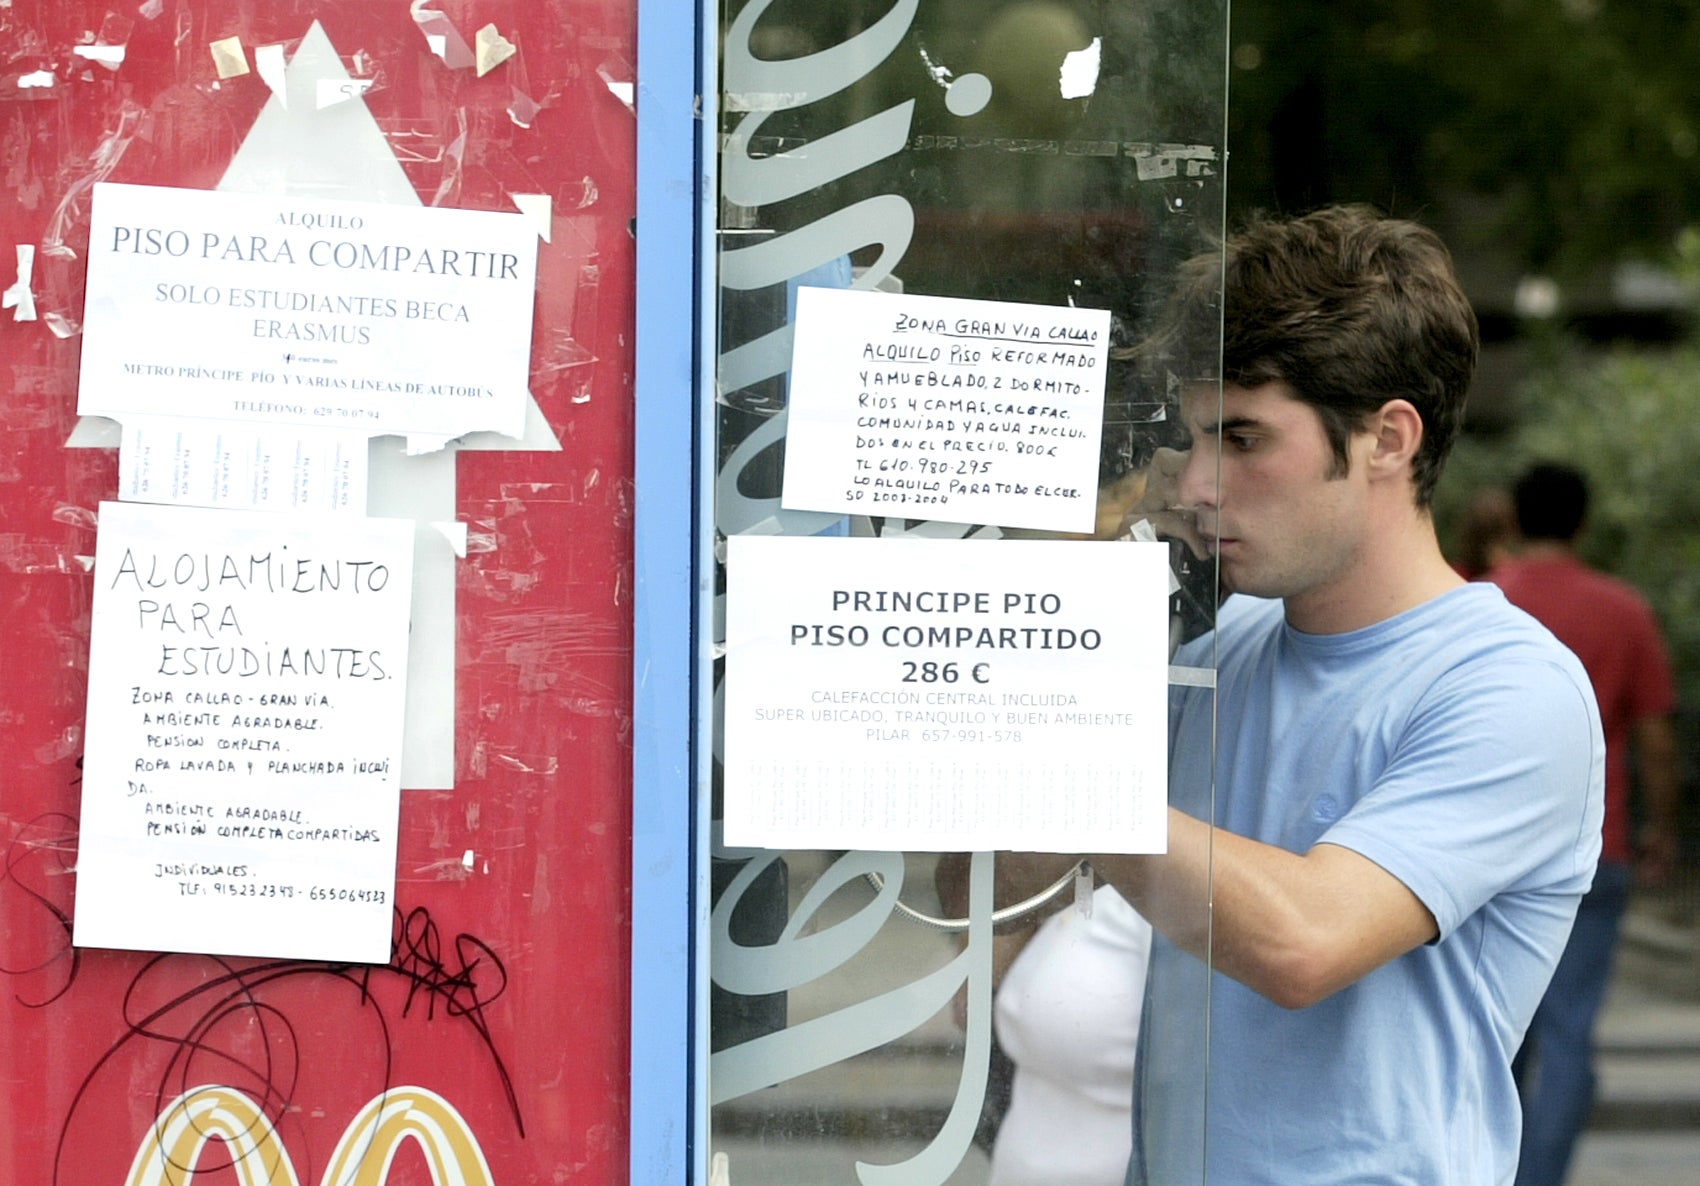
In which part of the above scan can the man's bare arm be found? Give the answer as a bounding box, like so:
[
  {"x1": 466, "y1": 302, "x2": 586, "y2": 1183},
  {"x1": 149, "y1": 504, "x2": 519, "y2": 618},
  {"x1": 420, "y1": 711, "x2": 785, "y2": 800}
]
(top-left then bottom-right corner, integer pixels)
[
  {"x1": 1091, "y1": 808, "x2": 1437, "y2": 1009},
  {"x1": 1635, "y1": 714, "x2": 1681, "y2": 885},
  {"x1": 952, "y1": 807, "x2": 1437, "y2": 1010}
]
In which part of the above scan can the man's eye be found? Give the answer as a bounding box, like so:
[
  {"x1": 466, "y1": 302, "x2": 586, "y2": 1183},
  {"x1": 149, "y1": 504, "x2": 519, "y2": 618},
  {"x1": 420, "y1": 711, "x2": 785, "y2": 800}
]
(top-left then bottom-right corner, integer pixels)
[{"x1": 1225, "y1": 433, "x2": 1257, "y2": 452}]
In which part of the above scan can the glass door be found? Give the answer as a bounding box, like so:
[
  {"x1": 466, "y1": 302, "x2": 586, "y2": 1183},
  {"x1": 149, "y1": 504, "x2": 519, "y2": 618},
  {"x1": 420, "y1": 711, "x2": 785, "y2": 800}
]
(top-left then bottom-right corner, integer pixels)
[{"x1": 703, "y1": 2, "x2": 1227, "y2": 1182}]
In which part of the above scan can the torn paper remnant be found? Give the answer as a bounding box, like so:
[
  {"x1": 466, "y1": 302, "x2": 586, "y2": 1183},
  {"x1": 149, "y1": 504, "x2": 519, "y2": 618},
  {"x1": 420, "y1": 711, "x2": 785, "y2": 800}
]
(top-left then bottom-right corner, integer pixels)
[
  {"x1": 475, "y1": 24, "x2": 517, "y2": 77},
  {"x1": 209, "y1": 36, "x2": 249, "y2": 79},
  {"x1": 3, "y1": 245, "x2": 37, "y2": 321}
]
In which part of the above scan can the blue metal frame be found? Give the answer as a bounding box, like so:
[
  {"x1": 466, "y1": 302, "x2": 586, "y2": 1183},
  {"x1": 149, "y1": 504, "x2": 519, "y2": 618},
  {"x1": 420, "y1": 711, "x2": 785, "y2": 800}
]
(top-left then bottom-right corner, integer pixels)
[{"x1": 631, "y1": 0, "x2": 712, "y2": 1180}]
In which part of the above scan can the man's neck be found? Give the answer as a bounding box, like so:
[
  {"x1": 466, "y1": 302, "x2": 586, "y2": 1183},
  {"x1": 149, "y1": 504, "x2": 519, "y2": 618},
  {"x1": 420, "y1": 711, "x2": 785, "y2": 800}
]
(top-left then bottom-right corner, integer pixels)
[
  {"x1": 1515, "y1": 539, "x2": 1577, "y2": 561},
  {"x1": 1284, "y1": 506, "x2": 1464, "y2": 635}
]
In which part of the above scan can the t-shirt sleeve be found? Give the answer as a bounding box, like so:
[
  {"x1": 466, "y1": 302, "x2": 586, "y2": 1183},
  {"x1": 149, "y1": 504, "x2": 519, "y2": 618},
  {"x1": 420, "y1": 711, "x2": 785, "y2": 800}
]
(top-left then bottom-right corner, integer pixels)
[{"x1": 1316, "y1": 652, "x2": 1604, "y2": 941}]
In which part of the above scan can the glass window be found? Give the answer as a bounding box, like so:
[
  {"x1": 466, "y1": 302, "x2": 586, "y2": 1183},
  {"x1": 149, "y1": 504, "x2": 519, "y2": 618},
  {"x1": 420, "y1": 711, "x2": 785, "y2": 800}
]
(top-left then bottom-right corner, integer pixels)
[{"x1": 705, "y1": 2, "x2": 1226, "y2": 1182}]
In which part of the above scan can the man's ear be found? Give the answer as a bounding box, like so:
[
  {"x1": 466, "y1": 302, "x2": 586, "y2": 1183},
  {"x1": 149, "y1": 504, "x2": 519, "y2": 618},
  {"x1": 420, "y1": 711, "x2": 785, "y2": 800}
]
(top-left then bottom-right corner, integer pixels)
[{"x1": 1366, "y1": 398, "x2": 1423, "y2": 479}]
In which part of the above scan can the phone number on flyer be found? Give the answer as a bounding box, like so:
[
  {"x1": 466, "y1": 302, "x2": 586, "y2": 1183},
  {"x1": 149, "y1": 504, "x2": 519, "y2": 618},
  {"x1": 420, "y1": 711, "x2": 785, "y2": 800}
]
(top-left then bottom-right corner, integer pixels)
[{"x1": 308, "y1": 885, "x2": 389, "y2": 904}]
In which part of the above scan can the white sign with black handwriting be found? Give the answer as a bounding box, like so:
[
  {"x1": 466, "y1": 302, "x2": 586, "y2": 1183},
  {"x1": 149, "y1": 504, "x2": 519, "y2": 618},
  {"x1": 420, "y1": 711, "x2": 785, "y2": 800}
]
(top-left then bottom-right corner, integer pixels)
[
  {"x1": 723, "y1": 535, "x2": 1170, "y2": 853},
  {"x1": 781, "y1": 287, "x2": 1111, "y2": 533},
  {"x1": 78, "y1": 182, "x2": 537, "y2": 442},
  {"x1": 73, "y1": 501, "x2": 414, "y2": 963}
]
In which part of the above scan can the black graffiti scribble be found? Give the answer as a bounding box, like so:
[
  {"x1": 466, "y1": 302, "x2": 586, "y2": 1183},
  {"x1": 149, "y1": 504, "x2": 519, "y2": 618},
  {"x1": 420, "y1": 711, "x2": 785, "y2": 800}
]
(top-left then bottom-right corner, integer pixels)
[
  {"x1": 0, "y1": 812, "x2": 82, "y2": 1007},
  {"x1": 2, "y1": 768, "x2": 524, "y2": 1184},
  {"x1": 390, "y1": 903, "x2": 510, "y2": 1033},
  {"x1": 36, "y1": 906, "x2": 520, "y2": 1186}
]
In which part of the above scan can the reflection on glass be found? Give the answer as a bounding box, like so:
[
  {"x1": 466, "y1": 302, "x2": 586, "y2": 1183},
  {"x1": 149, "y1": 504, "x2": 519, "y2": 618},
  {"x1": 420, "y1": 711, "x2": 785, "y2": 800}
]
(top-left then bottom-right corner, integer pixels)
[{"x1": 708, "y1": 1, "x2": 1226, "y2": 1181}]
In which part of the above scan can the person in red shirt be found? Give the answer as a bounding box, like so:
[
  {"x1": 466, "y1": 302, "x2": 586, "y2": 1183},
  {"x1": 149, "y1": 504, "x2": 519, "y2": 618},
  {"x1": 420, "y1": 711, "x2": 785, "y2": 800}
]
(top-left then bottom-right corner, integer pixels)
[{"x1": 1490, "y1": 460, "x2": 1680, "y2": 1186}]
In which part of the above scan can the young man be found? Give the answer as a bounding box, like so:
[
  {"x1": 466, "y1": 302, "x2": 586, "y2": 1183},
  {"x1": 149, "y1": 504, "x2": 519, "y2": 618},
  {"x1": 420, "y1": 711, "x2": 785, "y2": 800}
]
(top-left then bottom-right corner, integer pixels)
[
  {"x1": 1489, "y1": 461, "x2": 1678, "y2": 1186},
  {"x1": 1091, "y1": 207, "x2": 1605, "y2": 1183}
]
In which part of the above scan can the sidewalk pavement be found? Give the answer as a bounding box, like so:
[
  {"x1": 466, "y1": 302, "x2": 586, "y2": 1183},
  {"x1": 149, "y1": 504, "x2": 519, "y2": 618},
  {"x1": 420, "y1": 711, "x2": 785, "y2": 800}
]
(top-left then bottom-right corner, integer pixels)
[{"x1": 1567, "y1": 900, "x2": 1700, "y2": 1185}]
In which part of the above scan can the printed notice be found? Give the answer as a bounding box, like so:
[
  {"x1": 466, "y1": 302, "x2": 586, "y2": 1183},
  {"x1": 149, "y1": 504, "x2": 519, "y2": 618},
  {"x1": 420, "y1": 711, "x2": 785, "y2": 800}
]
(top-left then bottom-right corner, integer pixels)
[
  {"x1": 78, "y1": 182, "x2": 537, "y2": 441},
  {"x1": 73, "y1": 501, "x2": 415, "y2": 963},
  {"x1": 781, "y1": 287, "x2": 1111, "y2": 533},
  {"x1": 723, "y1": 535, "x2": 1170, "y2": 853},
  {"x1": 119, "y1": 416, "x2": 368, "y2": 513}
]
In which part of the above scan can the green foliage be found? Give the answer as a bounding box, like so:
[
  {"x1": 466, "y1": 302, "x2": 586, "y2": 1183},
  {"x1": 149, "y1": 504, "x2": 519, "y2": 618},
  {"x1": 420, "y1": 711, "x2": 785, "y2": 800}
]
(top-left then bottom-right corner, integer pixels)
[
  {"x1": 1229, "y1": 0, "x2": 1700, "y2": 278},
  {"x1": 1226, "y1": 2, "x2": 1700, "y2": 692},
  {"x1": 1437, "y1": 340, "x2": 1700, "y2": 702}
]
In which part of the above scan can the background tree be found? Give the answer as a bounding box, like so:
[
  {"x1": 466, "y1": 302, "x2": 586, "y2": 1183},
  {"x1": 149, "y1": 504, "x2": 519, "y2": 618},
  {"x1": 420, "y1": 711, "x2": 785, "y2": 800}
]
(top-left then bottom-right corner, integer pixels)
[{"x1": 1228, "y1": 0, "x2": 1700, "y2": 282}]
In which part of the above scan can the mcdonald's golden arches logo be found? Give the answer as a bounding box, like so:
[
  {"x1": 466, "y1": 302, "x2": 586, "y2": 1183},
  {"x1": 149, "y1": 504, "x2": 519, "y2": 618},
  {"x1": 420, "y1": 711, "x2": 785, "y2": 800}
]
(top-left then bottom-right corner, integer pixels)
[{"x1": 125, "y1": 1085, "x2": 495, "y2": 1186}]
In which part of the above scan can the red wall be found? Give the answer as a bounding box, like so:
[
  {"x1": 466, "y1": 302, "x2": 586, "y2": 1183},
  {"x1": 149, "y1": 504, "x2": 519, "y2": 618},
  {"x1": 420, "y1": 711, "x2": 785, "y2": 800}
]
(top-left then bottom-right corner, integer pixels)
[{"x1": 0, "y1": 2, "x2": 635, "y2": 1182}]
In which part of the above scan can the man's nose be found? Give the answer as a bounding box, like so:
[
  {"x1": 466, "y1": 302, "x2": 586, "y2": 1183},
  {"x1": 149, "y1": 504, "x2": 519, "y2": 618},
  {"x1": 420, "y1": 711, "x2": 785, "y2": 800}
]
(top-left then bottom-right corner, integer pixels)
[{"x1": 1175, "y1": 444, "x2": 1219, "y2": 509}]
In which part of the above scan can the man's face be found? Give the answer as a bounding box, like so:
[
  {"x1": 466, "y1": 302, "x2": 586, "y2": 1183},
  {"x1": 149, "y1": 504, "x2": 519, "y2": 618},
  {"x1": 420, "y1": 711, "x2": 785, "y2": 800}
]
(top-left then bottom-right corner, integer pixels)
[{"x1": 1175, "y1": 380, "x2": 1374, "y2": 611}]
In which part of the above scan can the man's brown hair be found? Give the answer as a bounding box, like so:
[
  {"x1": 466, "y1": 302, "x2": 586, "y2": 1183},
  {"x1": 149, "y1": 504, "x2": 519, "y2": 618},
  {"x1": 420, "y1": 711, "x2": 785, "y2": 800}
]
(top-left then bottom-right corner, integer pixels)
[{"x1": 1139, "y1": 205, "x2": 1480, "y2": 507}]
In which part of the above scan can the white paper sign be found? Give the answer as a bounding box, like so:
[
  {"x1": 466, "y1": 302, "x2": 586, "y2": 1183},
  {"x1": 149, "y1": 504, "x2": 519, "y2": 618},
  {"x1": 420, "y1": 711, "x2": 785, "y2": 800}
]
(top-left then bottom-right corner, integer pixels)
[
  {"x1": 73, "y1": 502, "x2": 415, "y2": 963},
  {"x1": 723, "y1": 536, "x2": 1170, "y2": 853},
  {"x1": 78, "y1": 182, "x2": 537, "y2": 441},
  {"x1": 781, "y1": 288, "x2": 1111, "y2": 533},
  {"x1": 119, "y1": 416, "x2": 367, "y2": 513}
]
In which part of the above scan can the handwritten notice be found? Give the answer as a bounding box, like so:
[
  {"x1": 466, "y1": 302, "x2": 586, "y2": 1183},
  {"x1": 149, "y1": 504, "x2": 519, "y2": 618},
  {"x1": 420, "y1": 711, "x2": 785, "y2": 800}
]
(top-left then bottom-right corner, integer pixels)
[
  {"x1": 77, "y1": 182, "x2": 537, "y2": 442},
  {"x1": 73, "y1": 501, "x2": 415, "y2": 963},
  {"x1": 119, "y1": 416, "x2": 367, "y2": 513},
  {"x1": 781, "y1": 287, "x2": 1111, "y2": 533},
  {"x1": 723, "y1": 535, "x2": 1170, "y2": 853}
]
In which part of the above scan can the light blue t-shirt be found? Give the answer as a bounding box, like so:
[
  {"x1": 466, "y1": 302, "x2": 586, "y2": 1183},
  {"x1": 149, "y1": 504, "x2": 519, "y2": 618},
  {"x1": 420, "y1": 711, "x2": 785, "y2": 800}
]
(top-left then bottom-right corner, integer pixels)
[{"x1": 1133, "y1": 585, "x2": 1604, "y2": 1186}]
